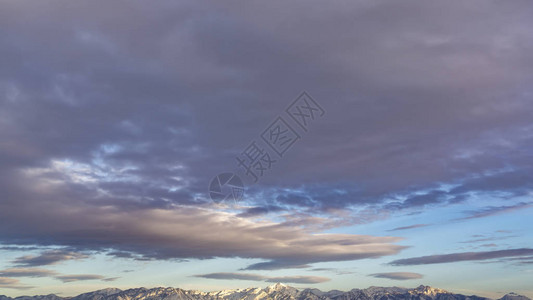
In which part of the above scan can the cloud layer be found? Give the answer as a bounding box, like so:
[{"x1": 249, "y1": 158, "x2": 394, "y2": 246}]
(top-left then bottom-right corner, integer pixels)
[
  {"x1": 0, "y1": 0, "x2": 533, "y2": 284},
  {"x1": 0, "y1": 200, "x2": 406, "y2": 269}
]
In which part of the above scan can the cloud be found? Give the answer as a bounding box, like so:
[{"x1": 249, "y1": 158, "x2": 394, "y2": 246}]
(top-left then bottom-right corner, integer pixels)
[
  {"x1": 0, "y1": 199, "x2": 406, "y2": 270},
  {"x1": 0, "y1": 0, "x2": 532, "y2": 208},
  {"x1": 102, "y1": 277, "x2": 120, "y2": 282},
  {"x1": 0, "y1": 277, "x2": 33, "y2": 290},
  {"x1": 242, "y1": 261, "x2": 312, "y2": 271},
  {"x1": 457, "y1": 202, "x2": 533, "y2": 220},
  {"x1": 195, "y1": 272, "x2": 330, "y2": 284},
  {"x1": 12, "y1": 250, "x2": 88, "y2": 266},
  {"x1": 388, "y1": 224, "x2": 430, "y2": 232},
  {"x1": 0, "y1": 268, "x2": 57, "y2": 278},
  {"x1": 370, "y1": 272, "x2": 424, "y2": 280},
  {"x1": 498, "y1": 256, "x2": 533, "y2": 265},
  {"x1": 237, "y1": 205, "x2": 285, "y2": 218},
  {"x1": 310, "y1": 268, "x2": 355, "y2": 275},
  {"x1": 55, "y1": 274, "x2": 106, "y2": 283},
  {"x1": 1, "y1": 0, "x2": 533, "y2": 276},
  {"x1": 0, "y1": 246, "x2": 43, "y2": 251},
  {"x1": 265, "y1": 276, "x2": 330, "y2": 284},
  {"x1": 0, "y1": 267, "x2": 117, "y2": 284},
  {"x1": 389, "y1": 248, "x2": 533, "y2": 265},
  {"x1": 478, "y1": 244, "x2": 498, "y2": 248},
  {"x1": 196, "y1": 272, "x2": 266, "y2": 281},
  {"x1": 460, "y1": 235, "x2": 516, "y2": 244},
  {"x1": 400, "y1": 191, "x2": 447, "y2": 208}
]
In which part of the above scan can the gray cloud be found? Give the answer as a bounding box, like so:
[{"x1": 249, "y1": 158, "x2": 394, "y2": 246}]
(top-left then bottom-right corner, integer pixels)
[
  {"x1": 236, "y1": 205, "x2": 285, "y2": 218},
  {"x1": 0, "y1": 267, "x2": 117, "y2": 284},
  {"x1": 389, "y1": 248, "x2": 533, "y2": 266},
  {"x1": 12, "y1": 250, "x2": 89, "y2": 267},
  {"x1": 265, "y1": 276, "x2": 330, "y2": 284},
  {"x1": 0, "y1": 246, "x2": 43, "y2": 251},
  {"x1": 0, "y1": 268, "x2": 57, "y2": 278},
  {"x1": 401, "y1": 191, "x2": 448, "y2": 209},
  {"x1": 103, "y1": 277, "x2": 120, "y2": 282},
  {"x1": 195, "y1": 272, "x2": 330, "y2": 284},
  {"x1": 370, "y1": 272, "x2": 424, "y2": 280},
  {"x1": 55, "y1": 274, "x2": 106, "y2": 283},
  {"x1": 388, "y1": 224, "x2": 430, "y2": 232}
]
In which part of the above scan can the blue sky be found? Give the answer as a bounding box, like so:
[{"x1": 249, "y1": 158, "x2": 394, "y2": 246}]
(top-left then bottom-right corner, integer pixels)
[{"x1": 1, "y1": 0, "x2": 533, "y2": 298}]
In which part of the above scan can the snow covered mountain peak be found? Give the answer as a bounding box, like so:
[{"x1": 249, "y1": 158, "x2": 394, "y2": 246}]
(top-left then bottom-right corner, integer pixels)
[
  {"x1": 267, "y1": 282, "x2": 288, "y2": 291},
  {"x1": 412, "y1": 285, "x2": 449, "y2": 297},
  {"x1": 500, "y1": 293, "x2": 531, "y2": 300}
]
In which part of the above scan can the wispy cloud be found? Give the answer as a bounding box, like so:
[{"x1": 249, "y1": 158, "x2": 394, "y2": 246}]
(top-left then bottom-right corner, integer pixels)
[
  {"x1": 310, "y1": 268, "x2": 355, "y2": 275},
  {"x1": 265, "y1": 276, "x2": 330, "y2": 284},
  {"x1": 390, "y1": 248, "x2": 533, "y2": 265},
  {"x1": 0, "y1": 268, "x2": 57, "y2": 278},
  {"x1": 0, "y1": 267, "x2": 118, "y2": 284},
  {"x1": 388, "y1": 224, "x2": 430, "y2": 232},
  {"x1": 12, "y1": 250, "x2": 88, "y2": 267},
  {"x1": 196, "y1": 272, "x2": 265, "y2": 281},
  {"x1": 457, "y1": 202, "x2": 532, "y2": 220},
  {"x1": 460, "y1": 235, "x2": 517, "y2": 244},
  {"x1": 196, "y1": 272, "x2": 330, "y2": 284},
  {"x1": 55, "y1": 274, "x2": 106, "y2": 283},
  {"x1": 370, "y1": 272, "x2": 423, "y2": 280},
  {"x1": 242, "y1": 261, "x2": 311, "y2": 271},
  {"x1": 0, "y1": 277, "x2": 34, "y2": 290},
  {"x1": 103, "y1": 277, "x2": 120, "y2": 282}
]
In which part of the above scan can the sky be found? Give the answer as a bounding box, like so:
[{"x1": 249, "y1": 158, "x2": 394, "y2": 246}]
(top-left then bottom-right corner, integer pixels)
[{"x1": 0, "y1": 0, "x2": 533, "y2": 298}]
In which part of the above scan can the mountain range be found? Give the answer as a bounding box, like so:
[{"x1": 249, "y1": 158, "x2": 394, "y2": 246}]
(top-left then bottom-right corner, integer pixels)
[{"x1": 1, "y1": 284, "x2": 530, "y2": 300}]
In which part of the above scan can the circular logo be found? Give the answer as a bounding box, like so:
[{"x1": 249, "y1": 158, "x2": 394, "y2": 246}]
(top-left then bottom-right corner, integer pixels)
[{"x1": 208, "y1": 172, "x2": 244, "y2": 203}]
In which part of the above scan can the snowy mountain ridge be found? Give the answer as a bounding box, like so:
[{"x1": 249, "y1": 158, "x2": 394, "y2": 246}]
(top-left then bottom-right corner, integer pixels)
[{"x1": 1, "y1": 284, "x2": 529, "y2": 300}]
